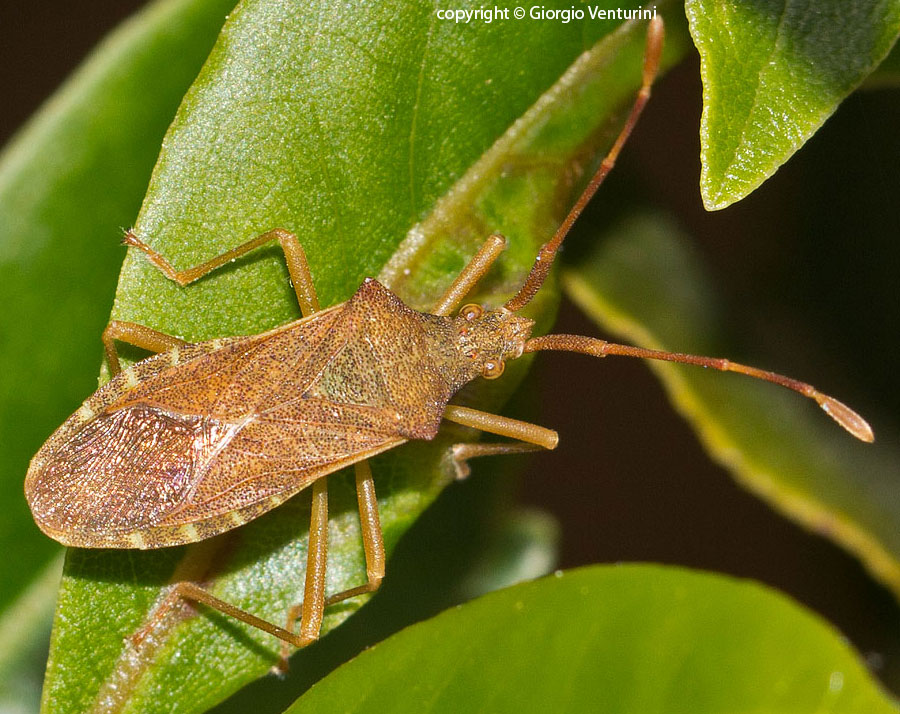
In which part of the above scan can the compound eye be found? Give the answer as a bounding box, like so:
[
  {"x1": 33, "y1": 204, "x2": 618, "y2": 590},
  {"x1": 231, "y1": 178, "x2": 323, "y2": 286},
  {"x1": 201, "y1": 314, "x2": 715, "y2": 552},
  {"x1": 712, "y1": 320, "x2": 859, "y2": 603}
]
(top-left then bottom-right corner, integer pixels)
[
  {"x1": 482, "y1": 359, "x2": 505, "y2": 380},
  {"x1": 460, "y1": 303, "x2": 484, "y2": 321}
]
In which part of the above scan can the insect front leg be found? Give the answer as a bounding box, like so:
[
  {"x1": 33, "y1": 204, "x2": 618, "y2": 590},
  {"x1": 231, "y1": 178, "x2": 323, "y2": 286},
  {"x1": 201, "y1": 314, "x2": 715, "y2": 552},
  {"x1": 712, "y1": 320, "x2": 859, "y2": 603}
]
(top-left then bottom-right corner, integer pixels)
[
  {"x1": 430, "y1": 234, "x2": 506, "y2": 316},
  {"x1": 124, "y1": 227, "x2": 321, "y2": 317},
  {"x1": 442, "y1": 405, "x2": 559, "y2": 479}
]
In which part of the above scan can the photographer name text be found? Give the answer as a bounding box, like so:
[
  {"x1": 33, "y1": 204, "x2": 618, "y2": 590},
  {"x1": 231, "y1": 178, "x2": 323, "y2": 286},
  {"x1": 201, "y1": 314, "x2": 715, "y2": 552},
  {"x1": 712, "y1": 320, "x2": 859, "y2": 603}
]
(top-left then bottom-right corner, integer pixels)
[{"x1": 435, "y1": 5, "x2": 657, "y2": 24}]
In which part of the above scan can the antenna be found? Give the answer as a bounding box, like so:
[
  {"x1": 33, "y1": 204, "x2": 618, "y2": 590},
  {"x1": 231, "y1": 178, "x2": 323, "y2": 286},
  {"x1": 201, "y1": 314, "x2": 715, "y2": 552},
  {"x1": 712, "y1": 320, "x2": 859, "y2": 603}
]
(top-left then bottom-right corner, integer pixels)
[
  {"x1": 504, "y1": 16, "x2": 665, "y2": 313},
  {"x1": 502, "y1": 16, "x2": 872, "y2": 443},
  {"x1": 524, "y1": 334, "x2": 874, "y2": 442}
]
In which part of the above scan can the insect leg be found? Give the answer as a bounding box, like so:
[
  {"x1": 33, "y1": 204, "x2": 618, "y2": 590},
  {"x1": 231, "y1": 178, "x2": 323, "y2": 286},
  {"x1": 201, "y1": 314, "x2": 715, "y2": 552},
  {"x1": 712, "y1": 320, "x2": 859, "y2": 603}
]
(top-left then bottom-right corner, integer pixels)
[
  {"x1": 323, "y1": 460, "x2": 385, "y2": 607},
  {"x1": 280, "y1": 461, "x2": 388, "y2": 666},
  {"x1": 449, "y1": 442, "x2": 546, "y2": 480},
  {"x1": 101, "y1": 320, "x2": 187, "y2": 375},
  {"x1": 442, "y1": 405, "x2": 559, "y2": 479},
  {"x1": 133, "y1": 478, "x2": 330, "y2": 666},
  {"x1": 430, "y1": 234, "x2": 507, "y2": 316},
  {"x1": 503, "y1": 16, "x2": 664, "y2": 313},
  {"x1": 278, "y1": 476, "x2": 329, "y2": 668},
  {"x1": 132, "y1": 581, "x2": 313, "y2": 649},
  {"x1": 124, "y1": 227, "x2": 321, "y2": 317}
]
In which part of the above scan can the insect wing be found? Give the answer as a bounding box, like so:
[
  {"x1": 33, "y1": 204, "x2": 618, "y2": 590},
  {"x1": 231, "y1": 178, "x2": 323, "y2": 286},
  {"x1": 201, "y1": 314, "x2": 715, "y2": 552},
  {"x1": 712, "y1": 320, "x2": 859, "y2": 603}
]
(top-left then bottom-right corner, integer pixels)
[{"x1": 26, "y1": 304, "x2": 405, "y2": 548}]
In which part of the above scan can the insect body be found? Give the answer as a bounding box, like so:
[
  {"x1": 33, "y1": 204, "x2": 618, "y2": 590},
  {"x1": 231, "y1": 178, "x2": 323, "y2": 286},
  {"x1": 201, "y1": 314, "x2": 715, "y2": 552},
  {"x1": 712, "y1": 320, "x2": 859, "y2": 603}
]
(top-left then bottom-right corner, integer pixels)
[
  {"x1": 27, "y1": 277, "x2": 533, "y2": 549},
  {"x1": 24, "y1": 17, "x2": 872, "y2": 663}
]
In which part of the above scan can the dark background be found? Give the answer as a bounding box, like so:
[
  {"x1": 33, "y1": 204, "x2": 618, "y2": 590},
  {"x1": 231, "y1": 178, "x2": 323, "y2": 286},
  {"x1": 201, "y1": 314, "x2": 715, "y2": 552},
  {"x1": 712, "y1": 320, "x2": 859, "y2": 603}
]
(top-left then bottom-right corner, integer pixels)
[
  {"x1": 523, "y1": 50, "x2": 900, "y2": 690},
  {"x1": 2, "y1": 0, "x2": 898, "y2": 701}
]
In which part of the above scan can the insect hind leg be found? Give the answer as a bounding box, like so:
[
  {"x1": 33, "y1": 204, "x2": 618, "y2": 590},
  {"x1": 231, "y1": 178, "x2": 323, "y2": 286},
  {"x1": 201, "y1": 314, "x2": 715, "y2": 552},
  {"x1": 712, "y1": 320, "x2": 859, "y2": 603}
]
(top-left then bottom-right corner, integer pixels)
[
  {"x1": 131, "y1": 581, "x2": 316, "y2": 651},
  {"x1": 277, "y1": 461, "x2": 388, "y2": 669},
  {"x1": 277, "y1": 477, "x2": 330, "y2": 670},
  {"x1": 131, "y1": 479, "x2": 331, "y2": 672}
]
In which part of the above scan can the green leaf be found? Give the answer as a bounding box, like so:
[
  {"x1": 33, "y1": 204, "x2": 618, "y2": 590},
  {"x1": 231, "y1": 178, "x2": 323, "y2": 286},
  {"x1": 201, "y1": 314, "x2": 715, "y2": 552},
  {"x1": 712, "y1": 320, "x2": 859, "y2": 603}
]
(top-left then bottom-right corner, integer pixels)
[
  {"x1": 42, "y1": 2, "x2": 692, "y2": 712},
  {"x1": 685, "y1": 0, "x2": 900, "y2": 209},
  {"x1": 0, "y1": 0, "x2": 238, "y2": 706},
  {"x1": 563, "y1": 213, "x2": 900, "y2": 603},
  {"x1": 211, "y1": 474, "x2": 558, "y2": 714},
  {"x1": 0, "y1": 557, "x2": 62, "y2": 714},
  {"x1": 287, "y1": 564, "x2": 898, "y2": 713},
  {"x1": 867, "y1": 39, "x2": 900, "y2": 87}
]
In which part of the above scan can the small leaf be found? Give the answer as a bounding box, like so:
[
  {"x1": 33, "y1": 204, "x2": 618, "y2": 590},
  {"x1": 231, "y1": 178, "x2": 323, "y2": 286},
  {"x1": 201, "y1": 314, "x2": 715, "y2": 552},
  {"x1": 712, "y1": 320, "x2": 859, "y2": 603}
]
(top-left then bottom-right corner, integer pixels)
[
  {"x1": 867, "y1": 39, "x2": 900, "y2": 87},
  {"x1": 43, "y1": 2, "x2": 692, "y2": 712},
  {"x1": 287, "y1": 564, "x2": 898, "y2": 713},
  {"x1": 458, "y1": 507, "x2": 560, "y2": 600},
  {"x1": 686, "y1": 0, "x2": 900, "y2": 209},
  {"x1": 564, "y1": 213, "x2": 900, "y2": 603}
]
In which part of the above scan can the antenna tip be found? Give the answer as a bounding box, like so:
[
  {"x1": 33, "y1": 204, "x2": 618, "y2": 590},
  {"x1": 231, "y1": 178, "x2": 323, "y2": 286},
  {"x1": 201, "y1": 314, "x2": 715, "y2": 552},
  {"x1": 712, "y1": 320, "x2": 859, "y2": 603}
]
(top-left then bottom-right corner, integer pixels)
[
  {"x1": 643, "y1": 17, "x2": 665, "y2": 80},
  {"x1": 815, "y1": 393, "x2": 875, "y2": 443}
]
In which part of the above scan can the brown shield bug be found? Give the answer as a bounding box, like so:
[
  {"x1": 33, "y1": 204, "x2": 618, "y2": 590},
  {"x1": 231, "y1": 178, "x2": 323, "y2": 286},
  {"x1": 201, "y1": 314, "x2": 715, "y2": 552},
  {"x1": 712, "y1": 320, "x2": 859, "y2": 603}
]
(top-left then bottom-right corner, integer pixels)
[{"x1": 24, "y1": 17, "x2": 872, "y2": 666}]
